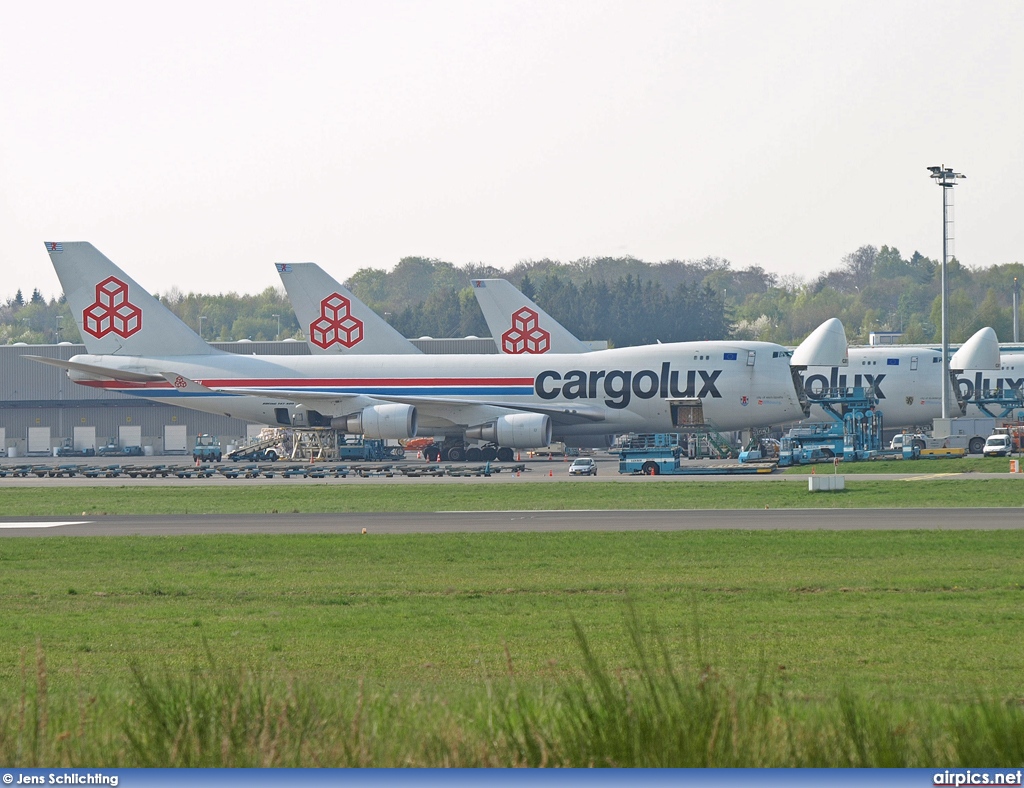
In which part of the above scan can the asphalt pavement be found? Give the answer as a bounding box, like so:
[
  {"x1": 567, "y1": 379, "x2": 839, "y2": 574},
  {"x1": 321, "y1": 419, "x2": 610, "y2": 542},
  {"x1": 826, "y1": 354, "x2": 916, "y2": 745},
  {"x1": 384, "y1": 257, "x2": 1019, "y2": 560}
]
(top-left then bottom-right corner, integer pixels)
[{"x1": 1, "y1": 508, "x2": 1023, "y2": 536}]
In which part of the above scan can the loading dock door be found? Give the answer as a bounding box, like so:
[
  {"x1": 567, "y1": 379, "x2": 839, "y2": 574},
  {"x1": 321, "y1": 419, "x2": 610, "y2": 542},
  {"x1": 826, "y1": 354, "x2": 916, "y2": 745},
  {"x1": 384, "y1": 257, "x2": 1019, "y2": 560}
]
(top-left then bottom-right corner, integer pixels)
[
  {"x1": 119, "y1": 425, "x2": 142, "y2": 448},
  {"x1": 73, "y1": 426, "x2": 96, "y2": 452},
  {"x1": 164, "y1": 425, "x2": 187, "y2": 453},
  {"x1": 27, "y1": 427, "x2": 51, "y2": 454},
  {"x1": 669, "y1": 399, "x2": 706, "y2": 428}
]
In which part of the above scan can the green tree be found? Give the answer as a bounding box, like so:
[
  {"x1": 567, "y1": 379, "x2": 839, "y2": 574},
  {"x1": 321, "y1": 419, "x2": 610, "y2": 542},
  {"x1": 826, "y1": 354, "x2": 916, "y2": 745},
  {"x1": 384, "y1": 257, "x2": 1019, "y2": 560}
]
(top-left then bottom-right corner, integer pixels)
[
  {"x1": 519, "y1": 274, "x2": 536, "y2": 301},
  {"x1": 977, "y1": 289, "x2": 1012, "y2": 342},
  {"x1": 929, "y1": 291, "x2": 982, "y2": 343}
]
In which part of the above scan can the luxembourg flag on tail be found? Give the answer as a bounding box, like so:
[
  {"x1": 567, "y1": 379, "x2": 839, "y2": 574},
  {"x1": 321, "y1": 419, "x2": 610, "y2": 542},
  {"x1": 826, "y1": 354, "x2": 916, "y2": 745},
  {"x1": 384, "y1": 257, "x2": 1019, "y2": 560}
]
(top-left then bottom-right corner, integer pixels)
[
  {"x1": 45, "y1": 242, "x2": 63, "y2": 253},
  {"x1": 275, "y1": 263, "x2": 292, "y2": 273}
]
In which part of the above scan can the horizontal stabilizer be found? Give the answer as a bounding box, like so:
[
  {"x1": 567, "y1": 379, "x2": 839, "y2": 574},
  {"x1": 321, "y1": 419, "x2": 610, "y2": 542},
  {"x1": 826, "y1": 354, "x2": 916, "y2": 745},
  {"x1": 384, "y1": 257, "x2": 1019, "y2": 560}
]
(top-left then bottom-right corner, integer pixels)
[{"x1": 23, "y1": 355, "x2": 165, "y2": 382}]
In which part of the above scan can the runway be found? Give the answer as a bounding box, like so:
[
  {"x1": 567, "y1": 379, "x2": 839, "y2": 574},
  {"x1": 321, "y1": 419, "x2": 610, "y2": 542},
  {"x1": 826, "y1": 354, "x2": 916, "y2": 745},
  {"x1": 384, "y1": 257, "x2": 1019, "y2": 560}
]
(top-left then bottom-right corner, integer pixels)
[{"x1": 1, "y1": 507, "x2": 1023, "y2": 536}]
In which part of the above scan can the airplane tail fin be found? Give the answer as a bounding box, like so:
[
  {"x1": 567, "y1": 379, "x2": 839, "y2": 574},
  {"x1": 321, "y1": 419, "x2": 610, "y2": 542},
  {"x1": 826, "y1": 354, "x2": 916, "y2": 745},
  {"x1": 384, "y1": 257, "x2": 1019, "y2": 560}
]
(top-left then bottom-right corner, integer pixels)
[
  {"x1": 470, "y1": 279, "x2": 591, "y2": 354},
  {"x1": 276, "y1": 263, "x2": 421, "y2": 355},
  {"x1": 45, "y1": 242, "x2": 218, "y2": 357}
]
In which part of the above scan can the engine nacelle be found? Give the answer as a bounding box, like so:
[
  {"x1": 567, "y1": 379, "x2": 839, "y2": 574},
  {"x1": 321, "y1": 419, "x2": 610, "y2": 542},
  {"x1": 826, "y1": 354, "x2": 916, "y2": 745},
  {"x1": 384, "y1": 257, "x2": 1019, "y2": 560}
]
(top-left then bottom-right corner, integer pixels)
[
  {"x1": 466, "y1": 413, "x2": 552, "y2": 449},
  {"x1": 333, "y1": 404, "x2": 418, "y2": 440}
]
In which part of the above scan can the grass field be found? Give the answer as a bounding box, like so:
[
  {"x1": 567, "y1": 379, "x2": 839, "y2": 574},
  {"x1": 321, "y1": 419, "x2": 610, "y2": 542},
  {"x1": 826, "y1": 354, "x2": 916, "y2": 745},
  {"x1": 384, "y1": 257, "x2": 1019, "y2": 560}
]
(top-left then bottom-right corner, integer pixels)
[
  {"x1": 1, "y1": 475, "x2": 1024, "y2": 515},
  {"x1": 781, "y1": 456, "x2": 1016, "y2": 474},
  {"x1": 2, "y1": 477, "x2": 1024, "y2": 766},
  {"x1": 2, "y1": 530, "x2": 1022, "y2": 696},
  {"x1": 2, "y1": 529, "x2": 1024, "y2": 766}
]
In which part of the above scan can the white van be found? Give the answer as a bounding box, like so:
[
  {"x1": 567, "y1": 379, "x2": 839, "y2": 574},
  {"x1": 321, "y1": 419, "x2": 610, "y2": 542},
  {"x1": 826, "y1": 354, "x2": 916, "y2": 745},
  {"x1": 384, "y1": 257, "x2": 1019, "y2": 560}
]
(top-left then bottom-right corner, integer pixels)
[{"x1": 983, "y1": 434, "x2": 1013, "y2": 457}]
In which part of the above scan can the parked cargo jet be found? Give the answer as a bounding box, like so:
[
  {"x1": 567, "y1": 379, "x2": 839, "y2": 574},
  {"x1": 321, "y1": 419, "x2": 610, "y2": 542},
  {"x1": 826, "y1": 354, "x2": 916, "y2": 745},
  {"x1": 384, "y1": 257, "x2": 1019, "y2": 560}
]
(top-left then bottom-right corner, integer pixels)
[
  {"x1": 470, "y1": 277, "x2": 1007, "y2": 428},
  {"x1": 31, "y1": 242, "x2": 847, "y2": 460}
]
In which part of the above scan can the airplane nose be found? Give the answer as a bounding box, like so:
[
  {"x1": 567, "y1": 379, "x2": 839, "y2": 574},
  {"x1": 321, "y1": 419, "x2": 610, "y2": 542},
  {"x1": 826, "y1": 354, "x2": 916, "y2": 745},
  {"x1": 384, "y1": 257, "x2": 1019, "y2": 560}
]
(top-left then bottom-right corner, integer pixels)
[{"x1": 791, "y1": 318, "x2": 849, "y2": 368}]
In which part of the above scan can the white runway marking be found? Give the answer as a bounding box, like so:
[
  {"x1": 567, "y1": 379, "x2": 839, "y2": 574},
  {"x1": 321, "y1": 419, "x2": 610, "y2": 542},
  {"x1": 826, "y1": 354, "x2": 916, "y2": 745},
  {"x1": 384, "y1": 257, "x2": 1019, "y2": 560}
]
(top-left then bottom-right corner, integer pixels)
[{"x1": 0, "y1": 521, "x2": 89, "y2": 529}]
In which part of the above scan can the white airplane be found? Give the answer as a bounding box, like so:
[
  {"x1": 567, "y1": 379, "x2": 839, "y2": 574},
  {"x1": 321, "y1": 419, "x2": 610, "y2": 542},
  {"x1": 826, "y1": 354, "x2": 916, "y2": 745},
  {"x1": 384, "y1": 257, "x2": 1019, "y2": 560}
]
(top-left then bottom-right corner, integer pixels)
[
  {"x1": 469, "y1": 276, "x2": 1009, "y2": 429},
  {"x1": 275, "y1": 262, "x2": 421, "y2": 355},
  {"x1": 29, "y1": 242, "x2": 847, "y2": 461}
]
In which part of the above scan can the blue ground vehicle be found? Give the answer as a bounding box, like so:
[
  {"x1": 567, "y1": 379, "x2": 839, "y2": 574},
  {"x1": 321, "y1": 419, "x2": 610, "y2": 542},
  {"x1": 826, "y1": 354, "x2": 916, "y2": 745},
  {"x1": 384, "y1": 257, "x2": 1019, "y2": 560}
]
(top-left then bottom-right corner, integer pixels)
[
  {"x1": 739, "y1": 386, "x2": 907, "y2": 466},
  {"x1": 618, "y1": 446, "x2": 773, "y2": 475},
  {"x1": 193, "y1": 434, "x2": 222, "y2": 462}
]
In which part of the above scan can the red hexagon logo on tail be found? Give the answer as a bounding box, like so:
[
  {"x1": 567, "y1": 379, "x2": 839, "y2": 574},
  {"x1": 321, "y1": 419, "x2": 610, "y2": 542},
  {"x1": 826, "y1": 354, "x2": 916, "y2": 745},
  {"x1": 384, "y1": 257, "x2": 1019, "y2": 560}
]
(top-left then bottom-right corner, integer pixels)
[
  {"x1": 501, "y1": 307, "x2": 551, "y2": 354},
  {"x1": 83, "y1": 277, "x2": 143, "y2": 339},
  {"x1": 309, "y1": 292, "x2": 364, "y2": 349}
]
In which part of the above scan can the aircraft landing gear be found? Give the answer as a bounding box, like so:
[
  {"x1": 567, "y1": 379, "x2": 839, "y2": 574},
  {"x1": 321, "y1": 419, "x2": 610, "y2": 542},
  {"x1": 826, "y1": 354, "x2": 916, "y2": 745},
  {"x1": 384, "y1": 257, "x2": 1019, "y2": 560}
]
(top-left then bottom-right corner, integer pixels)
[{"x1": 428, "y1": 440, "x2": 518, "y2": 463}]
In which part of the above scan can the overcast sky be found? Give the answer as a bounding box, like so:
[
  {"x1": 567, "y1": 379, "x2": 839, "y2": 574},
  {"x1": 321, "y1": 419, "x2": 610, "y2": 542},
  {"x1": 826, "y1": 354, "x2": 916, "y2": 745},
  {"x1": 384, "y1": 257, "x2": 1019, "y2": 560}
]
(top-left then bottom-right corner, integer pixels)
[{"x1": 2, "y1": 0, "x2": 1021, "y2": 300}]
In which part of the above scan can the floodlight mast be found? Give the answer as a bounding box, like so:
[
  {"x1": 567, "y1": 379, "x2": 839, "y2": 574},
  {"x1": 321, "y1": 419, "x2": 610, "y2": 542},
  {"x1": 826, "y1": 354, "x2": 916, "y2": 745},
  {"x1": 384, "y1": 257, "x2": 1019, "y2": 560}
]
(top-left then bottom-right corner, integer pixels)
[{"x1": 928, "y1": 165, "x2": 966, "y2": 419}]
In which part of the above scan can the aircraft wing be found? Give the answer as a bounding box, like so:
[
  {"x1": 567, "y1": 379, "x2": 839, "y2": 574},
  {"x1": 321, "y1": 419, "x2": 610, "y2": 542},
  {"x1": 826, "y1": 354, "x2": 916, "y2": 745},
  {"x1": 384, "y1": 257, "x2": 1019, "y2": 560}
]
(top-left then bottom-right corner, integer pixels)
[
  {"x1": 209, "y1": 386, "x2": 607, "y2": 426},
  {"x1": 382, "y1": 394, "x2": 606, "y2": 425},
  {"x1": 23, "y1": 355, "x2": 166, "y2": 383}
]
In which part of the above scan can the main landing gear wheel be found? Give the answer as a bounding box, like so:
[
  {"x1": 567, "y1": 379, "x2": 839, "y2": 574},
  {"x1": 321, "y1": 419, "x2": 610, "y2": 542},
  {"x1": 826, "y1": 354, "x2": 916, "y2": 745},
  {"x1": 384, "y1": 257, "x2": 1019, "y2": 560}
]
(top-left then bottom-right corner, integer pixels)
[
  {"x1": 496, "y1": 447, "x2": 514, "y2": 462},
  {"x1": 481, "y1": 447, "x2": 498, "y2": 462},
  {"x1": 446, "y1": 446, "x2": 465, "y2": 462},
  {"x1": 466, "y1": 447, "x2": 482, "y2": 462}
]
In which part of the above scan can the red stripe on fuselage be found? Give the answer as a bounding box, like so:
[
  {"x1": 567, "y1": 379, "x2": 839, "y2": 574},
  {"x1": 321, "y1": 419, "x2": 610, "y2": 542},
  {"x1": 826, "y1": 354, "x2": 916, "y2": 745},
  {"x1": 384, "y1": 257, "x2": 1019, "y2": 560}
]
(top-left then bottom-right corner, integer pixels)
[
  {"x1": 197, "y1": 377, "x2": 535, "y2": 387},
  {"x1": 76, "y1": 377, "x2": 535, "y2": 389}
]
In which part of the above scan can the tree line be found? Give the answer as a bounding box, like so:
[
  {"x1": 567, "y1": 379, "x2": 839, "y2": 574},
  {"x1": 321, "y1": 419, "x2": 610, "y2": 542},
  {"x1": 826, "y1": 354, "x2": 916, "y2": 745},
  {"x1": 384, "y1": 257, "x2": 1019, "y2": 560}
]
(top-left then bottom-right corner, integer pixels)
[{"x1": 3, "y1": 245, "x2": 1022, "y2": 347}]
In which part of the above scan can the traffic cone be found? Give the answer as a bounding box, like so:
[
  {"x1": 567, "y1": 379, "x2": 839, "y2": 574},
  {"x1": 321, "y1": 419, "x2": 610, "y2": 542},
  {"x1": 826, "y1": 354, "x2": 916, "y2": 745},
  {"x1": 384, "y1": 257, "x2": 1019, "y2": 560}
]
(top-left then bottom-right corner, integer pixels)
[
  {"x1": 417, "y1": 451, "x2": 422, "y2": 459},
  {"x1": 811, "y1": 466, "x2": 815, "y2": 474},
  {"x1": 549, "y1": 469, "x2": 553, "y2": 477},
  {"x1": 517, "y1": 451, "x2": 521, "y2": 461}
]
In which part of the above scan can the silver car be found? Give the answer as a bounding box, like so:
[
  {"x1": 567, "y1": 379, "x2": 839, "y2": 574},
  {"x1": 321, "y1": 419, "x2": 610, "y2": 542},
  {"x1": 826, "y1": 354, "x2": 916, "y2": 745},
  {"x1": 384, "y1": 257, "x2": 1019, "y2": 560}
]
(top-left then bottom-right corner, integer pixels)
[{"x1": 568, "y1": 457, "x2": 597, "y2": 476}]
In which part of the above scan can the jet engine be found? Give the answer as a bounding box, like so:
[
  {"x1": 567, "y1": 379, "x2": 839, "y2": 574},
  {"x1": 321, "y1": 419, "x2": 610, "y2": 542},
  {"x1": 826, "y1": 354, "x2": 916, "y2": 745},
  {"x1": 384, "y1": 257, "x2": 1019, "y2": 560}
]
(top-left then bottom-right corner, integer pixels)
[
  {"x1": 465, "y1": 413, "x2": 552, "y2": 449},
  {"x1": 333, "y1": 404, "x2": 418, "y2": 439}
]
